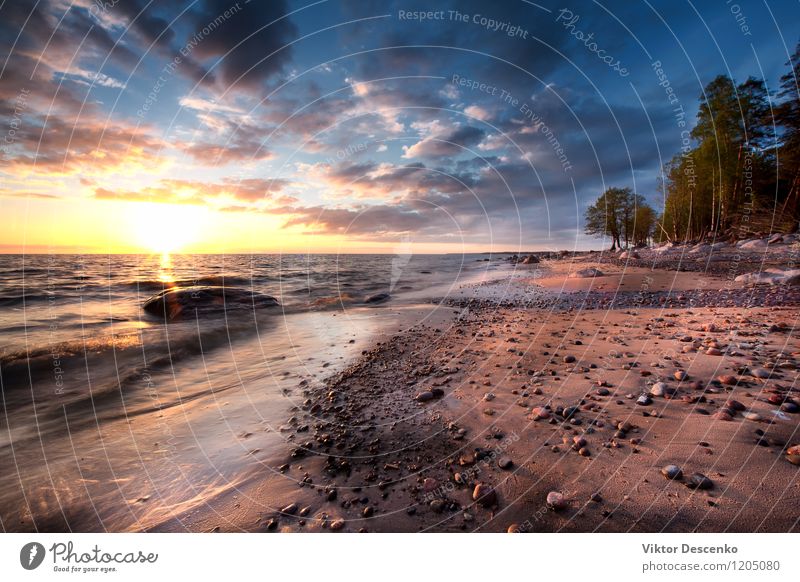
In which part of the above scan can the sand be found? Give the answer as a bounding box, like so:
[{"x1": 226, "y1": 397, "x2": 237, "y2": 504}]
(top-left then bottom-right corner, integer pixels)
[{"x1": 154, "y1": 254, "x2": 800, "y2": 533}]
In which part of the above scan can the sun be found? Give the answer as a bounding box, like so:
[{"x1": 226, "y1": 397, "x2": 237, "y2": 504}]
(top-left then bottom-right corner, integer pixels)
[{"x1": 128, "y1": 203, "x2": 210, "y2": 254}]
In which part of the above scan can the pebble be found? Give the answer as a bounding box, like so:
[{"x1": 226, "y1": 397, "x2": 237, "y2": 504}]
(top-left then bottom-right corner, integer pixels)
[
  {"x1": 415, "y1": 391, "x2": 434, "y2": 402},
  {"x1": 649, "y1": 382, "x2": 667, "y2": 397},
  {"x1": 706, "y1": 347, "x2": 723, "y2": 356},
  {"x1": 281, "y1": 503, "x2": 298, "y2": 515},
  {"x1": 473, "y1": 483, "x2": 497, "y2": 507},
  {"x1": 750, "y1": 368, "x2": 771, "y2": 379},
  {"x1": 786, "y1": 445, "x2": 800, "y2": 466},
  {"x1": 718, "y1": 375, "x2": 739, "y2": 386},
  {"x1": 329, "y1": 519, "x2": 346, "y2": 531},
  {"x1": 596, "y1": 387, "x2": 610, "y2": 396},
  {"x1": 637, "y1": 394, "x2": 652, "y2": 406},
  {"x1": 661, "y1": 464, "x2": 683, "y2": 480},
  {"x1": 498, "y1": 457, "x2": 514, "y2": 470},
  {"x1": 563, "y1": 355, "x2": 576, "y2": 363},
  {"x1": 674, "y1": 370, "x2": 689, "y2": 381},
  {"x1": 530, "y1": 407, "x2": 550, "y2": 420},
  {"x1": 687, "y1": 473, "x2": 714, "y2": 490},
  {"x1": 546, "y1": 491, "x2": 567, "y2": 511},
  {"x1": 725, "y1": 400, "x2": 746, "y2": 412},
  {"x1": 743, "y1": 412, "x2": 761, "y2": 422}
]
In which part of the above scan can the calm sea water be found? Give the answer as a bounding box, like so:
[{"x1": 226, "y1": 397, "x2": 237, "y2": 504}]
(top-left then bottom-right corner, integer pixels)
[{"x1": 0, "y1": 253, "x2": 512, "y2": 531}]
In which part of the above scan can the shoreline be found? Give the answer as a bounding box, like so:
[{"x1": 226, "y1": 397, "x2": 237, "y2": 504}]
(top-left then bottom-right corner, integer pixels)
[{"x1": 161, "y1": 251, "x2": 800, "y2": 533}]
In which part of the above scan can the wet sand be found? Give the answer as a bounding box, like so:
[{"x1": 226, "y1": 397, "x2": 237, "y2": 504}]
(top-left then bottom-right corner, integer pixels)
[{"x1": 160, "y1": 252, "x2": 800, "y2": 533}]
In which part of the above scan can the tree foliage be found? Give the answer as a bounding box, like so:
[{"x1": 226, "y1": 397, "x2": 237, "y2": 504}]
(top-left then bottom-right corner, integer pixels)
[{"x1": 585, "y1": 187, "x2": 655, "y2": 250}]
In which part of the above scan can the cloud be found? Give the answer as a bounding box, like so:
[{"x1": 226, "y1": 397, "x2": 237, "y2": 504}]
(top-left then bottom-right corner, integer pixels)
[
  {"x1": 402, "y1": 125, "x2": 486, "y2": 159},
  {"x1": 94, "y1": 177, "x2": 294, "y2": 207}
]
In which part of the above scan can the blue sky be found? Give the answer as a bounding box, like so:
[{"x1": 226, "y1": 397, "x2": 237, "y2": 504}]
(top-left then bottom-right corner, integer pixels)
[{"x1": 1, "y1": 0, "x2": 799, "y2": 252}]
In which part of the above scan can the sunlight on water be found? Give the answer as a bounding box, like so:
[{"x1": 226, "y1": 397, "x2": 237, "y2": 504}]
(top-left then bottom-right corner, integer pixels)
[{"x1": 157, "y1": 252, "x2": 175, "y2": 284}]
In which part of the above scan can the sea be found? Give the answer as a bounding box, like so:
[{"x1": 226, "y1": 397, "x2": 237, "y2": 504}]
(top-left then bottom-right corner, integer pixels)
[{"x1": 0, "y1": 252, "x2": 519, "y2": 531}]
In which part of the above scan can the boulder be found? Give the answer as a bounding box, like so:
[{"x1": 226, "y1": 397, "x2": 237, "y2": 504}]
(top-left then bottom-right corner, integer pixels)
[
  {"x1": 521, "y1": 254, "x2": 540, "y2": 264},
  {"x1": 143, "y1": 286, "x2": 279, "y2": 321},
  {"x1": 738, "y1": 239, "x2": 768, "y2": 250},
  {"x1": 364, "y1": 292, "x2": 391, "y2": 304}
]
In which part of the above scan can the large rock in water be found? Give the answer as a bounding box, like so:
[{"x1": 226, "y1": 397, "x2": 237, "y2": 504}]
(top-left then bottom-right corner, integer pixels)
[
  {"x1": 364, "y1": 292, "x2": 390, "y2": 304},
  {"x1": 143, "y1": 286, "x2": 279, "y2": 321}
]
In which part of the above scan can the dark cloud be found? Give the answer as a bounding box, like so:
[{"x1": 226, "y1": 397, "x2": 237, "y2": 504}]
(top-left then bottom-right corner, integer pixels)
[{"x1": 188, "y1": 0, "x2": 298, "y2": 92}]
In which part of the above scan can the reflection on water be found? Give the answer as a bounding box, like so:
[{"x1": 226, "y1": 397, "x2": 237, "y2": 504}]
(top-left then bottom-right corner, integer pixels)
[{"x1": 157, "y1": 252, "x2": 174, "y2": 284}]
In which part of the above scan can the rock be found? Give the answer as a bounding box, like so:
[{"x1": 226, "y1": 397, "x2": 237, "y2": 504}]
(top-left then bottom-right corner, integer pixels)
[
  {"x1": 362, "y1": 506, "x2": 374, "y2": 518},
  {"x1": 768, "y1": 233, "x2": 784, "y2": 244},
  {"x1": 143, "y1": 286, "x2": 279, "y2": 321},
  {"x1": 329, "y1": 518, "x2": 346, "y2": 531},
  {"x1": 473, "y1": 483, "x2": 497, "y2": 507},
  {"x1": 530, "y1": 407, "x2": 550, "y2": 420},
  {"x1": 649, "y1": 382, "x2": 667, "y2": 397},
  {"x1": 483, "y1": 392, "x2": 495, "y2": 401},
  {"x1": 674, "y1": 370, "x2": 689, "y2": 381},
  {"x1": 619, "y1": 250, "x2": 640, "y2": 260},
  {"x1": 706, "y1": 347, "x2": 722, "y2": 356},
  {"x1": 661, "y1": 465, "x2": 682, "y2": 480},
  {"x1": 563, "y1": 355, "x2": 576, "y2": 363},
  {"x1": 521, "y1": 254, "x2": 540, "y2": 264},
  {"x1": 596, "y1": 387, "x2": 610, "y2": 396},
  {"x1": 687, "y1": 473, "x2": 714, "y2": 490},
  {"x1": 738, "y1": 239, "x2": 768, "y2": 250},
  {"x1": 568, "y1": 268, "x2": 605, "y2": 278},
  {"x1": 781, "y1": 402, "x2": 799, "y2": 413},
  {"x1": 546, "y1": 491, "x2": 567, "y2": 511},
  {"x1": 579, "y1": 447, "x2": 591, "y2": 457},
  {"x1": 281, "y1": 503, "x2": 298, "y2": 515},
  {"x1": 725, "y1": 400, "x2": 746, "y2": 412},
  {"x1": 415, "y1": 391, "x2": 434, "y2": 402},
  {"x1": 364, "y1": 292, "x2": 390, "y2": 304},
  {"x1": 423, "y1": 478, "x2": 438, "y2": 492},
  {"x1": 787, "y1": 446, "x2": 800, "y2": 466},
  {"x1": 507, "y1": 523, "x2": 522, "y2": 533},
  {"x1": 713, "y1": 410, "x2": 733, "y2": 421},
  {"x1": 637, "y1": 394, "x2": 652, "y2": 406},
  {"x1": 717, "y1": 375, "x2": 739, "y2": 386},
  {"x1": 743, "y1": 411, "x2": 761, "y2": 421},
  {"x1": 750, "y1": 367, "x2": 772, "y2": 379},
  {"x1": 498, "y1": 457, "x2": 514, "y2": 470}
]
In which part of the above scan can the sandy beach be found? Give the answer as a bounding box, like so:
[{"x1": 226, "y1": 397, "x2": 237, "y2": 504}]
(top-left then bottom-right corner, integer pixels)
[{"x1": 153, "y1": 242, "x2": 800, "y2": 533}]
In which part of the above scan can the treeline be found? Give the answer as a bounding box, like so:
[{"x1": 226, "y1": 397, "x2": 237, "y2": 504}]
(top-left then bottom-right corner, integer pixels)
[{"x1": 586, "y1": 40, "x2": 800, "y2": 247}]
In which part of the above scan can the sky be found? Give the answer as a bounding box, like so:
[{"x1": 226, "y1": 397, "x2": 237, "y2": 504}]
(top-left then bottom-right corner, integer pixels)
[{"x1": 1, "y1": 0, "x2": 798, "y2": 254}]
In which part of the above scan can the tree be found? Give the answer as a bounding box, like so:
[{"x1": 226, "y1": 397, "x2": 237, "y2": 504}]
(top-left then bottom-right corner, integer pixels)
[
  {"x1": 777, "y1": 41, "x2": 800, "y2": 222},
  {"x1": 585, "y1": 187, "x2": 655, "y2": 249},
  {"x1": 660, "y1": 74, "x2": 775, "y2": 239}
]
